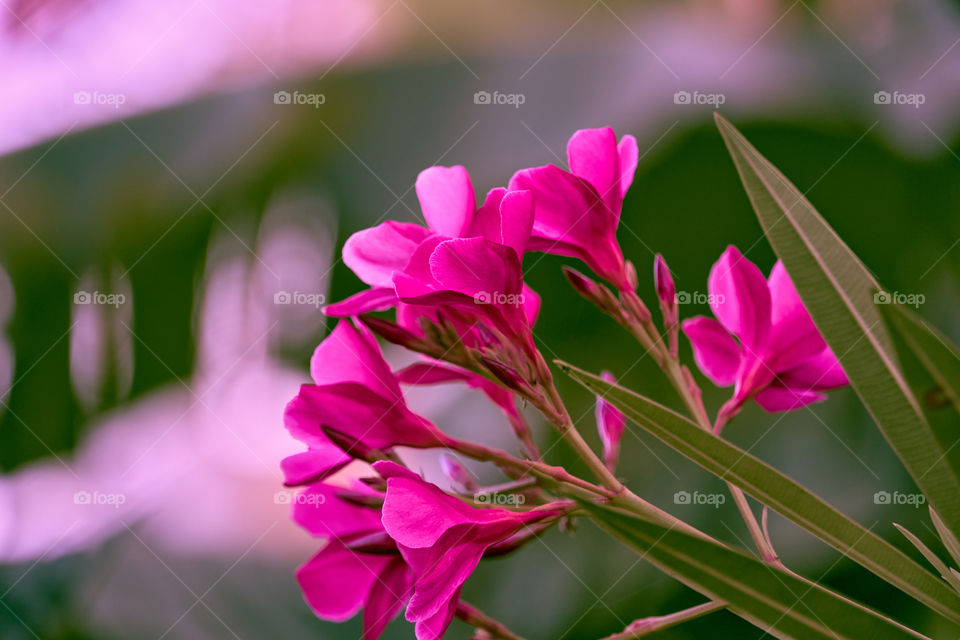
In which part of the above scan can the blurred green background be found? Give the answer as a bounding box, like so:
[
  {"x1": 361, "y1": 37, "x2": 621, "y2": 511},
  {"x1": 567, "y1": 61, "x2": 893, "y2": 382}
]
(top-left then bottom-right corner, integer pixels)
[{"x1": 2, "y1": 1, "x2": 960, "y2": 638}]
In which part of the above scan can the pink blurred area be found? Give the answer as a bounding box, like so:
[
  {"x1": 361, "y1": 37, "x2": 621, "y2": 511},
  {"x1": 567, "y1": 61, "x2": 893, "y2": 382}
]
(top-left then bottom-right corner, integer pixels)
[{"x1": 0, "y1": 0, "x2": 393, "y2": 154}]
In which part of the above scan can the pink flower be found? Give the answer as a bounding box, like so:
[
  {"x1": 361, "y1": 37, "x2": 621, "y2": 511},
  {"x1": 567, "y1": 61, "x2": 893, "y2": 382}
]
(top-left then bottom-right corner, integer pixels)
[
  {"x1": 509, "y1": 127, "x2": 638, "y2": 290},
  {"x1": 595, "y1": 370, "x2": 626, "y2": 470},
  {"x1": 374, "y1": 461, "x2": 567, "y2": 640},
  {"x1": 325, "y1": 166, "x2": 535, "y2": 318},
  {"x1": 293, "y1": 481, "x2": 413, "y2": 640},
  {"x1": 681, "y1": 246, "x2": 848, "y2": 415},
  {"x1": 282, "y1": 319, "x2": 451, "y2": 485}
]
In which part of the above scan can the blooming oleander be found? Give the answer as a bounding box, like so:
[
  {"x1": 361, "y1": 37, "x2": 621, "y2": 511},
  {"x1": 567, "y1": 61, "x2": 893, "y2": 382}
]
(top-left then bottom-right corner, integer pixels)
[
  {"x1": 282, "y1": 125, "x2": 875, "y2": 640},
  {"x1": 681, "y1": 246, "x2": 848, "y2": 418}
]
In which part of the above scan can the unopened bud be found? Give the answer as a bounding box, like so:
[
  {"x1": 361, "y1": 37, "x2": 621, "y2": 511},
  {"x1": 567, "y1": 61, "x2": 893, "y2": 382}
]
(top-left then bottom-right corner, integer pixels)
[
  {"x1": 335, "y1": 488, "x2": 385, "y2": 509},
  {"x1": 563, "y1": 266, "x2": 623, "y2": 317},
  {"x1": 595, "y1": 371, "x2": 626, "y2": 472},
  {"x1": 344, "y1": 530, "x2": 399, "y2": 555},
  {"x1": 479, "y1": 356, "x2": 526, "y2": 391},
  {"x1": 654, "y1": 254, "x2": 679, "y2": 358},
  {"x1": 624, "y1": 260, "x2": 639, "y2": 290},
  {"x1": 440, "y1": 453, "x2": 478, "y2": 492}
]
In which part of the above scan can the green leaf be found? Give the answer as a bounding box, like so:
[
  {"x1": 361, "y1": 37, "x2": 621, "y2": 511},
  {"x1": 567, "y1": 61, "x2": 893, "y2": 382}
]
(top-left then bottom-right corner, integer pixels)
[
  {"x1": 881, "y1": 302, "x2": 960, "y2": 416},
  {"x1": 558, "y1": 361, "x2": 960, "y2": 626},
  {"x1": 894, "y1": 522, "x2": 960, "y2": 594},
  {"x1": 584, "y1": 501, "x2": 928, "y2": 639},
  {"x1": 931, "y1": 507, "x2": 960, "y2": 571},
  {"x1": 714, "y1": 112, "x2": 960, "y2": 541}
]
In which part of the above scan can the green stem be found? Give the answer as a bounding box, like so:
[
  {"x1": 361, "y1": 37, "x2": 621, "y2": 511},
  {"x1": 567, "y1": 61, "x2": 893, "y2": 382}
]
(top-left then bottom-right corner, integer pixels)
[{"x1": 600, "y1": 600, "x2": 726, "y2": 640}]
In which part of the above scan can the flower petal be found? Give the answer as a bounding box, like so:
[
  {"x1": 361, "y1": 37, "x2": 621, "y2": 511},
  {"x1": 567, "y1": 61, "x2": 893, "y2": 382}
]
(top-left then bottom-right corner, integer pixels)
[
  {"x1": 362, "y1": 558, "x2": 413, "y2": 640},
  {"x1": 779, "y1": 347, "x2": 849, "y2": 390},
  {"x1": 324, "y1": 287, "x2": 398, "y2": 317},
  {"x1": 401, "y1": 533, "x2": 486, "y2": 621},
  {"x1": 428, "y1": 238, "x2": 523, "y2": 299},
  {"x1": 618, "y1": 134, "x2": 639, "y2": 201},
  {"x1": 681, "y1": 316, "x2": 742, "y2": 387},
  {"x1": 297, "y1": 543, "x2": 388, "y2": 622},
  {"x1": 413, "y1": 587, "x2": 460, "y2": 640},
  {"x1": 472, "y1": 188, "x2": 533, "y2": 256},
  {"x1": 765, "y1": 261, "x2": 826, "y2": 371},
  {"x1": 291, "y1": 482, "x2": 382, "y2": 538},
  {"x1": 707, "y1": 246, "x2": 771, "y2": 353},
  {"x1": 281, "y1": 449, "x2": 351, "y2": 487},
  {"x1": 343, "y1": 222, "x2": 433, "y2": 288},
  {"x1": 567, "y1": 127, "x2": 621, "y2": 213},
  {"x1": 754, "y1": 386, "x2": 826, "y2": 412},
  {"x1": 310, "y1": 320, "x2": 401, "y2": 400},
  {"x1": 416, "y1": 166, "x2": 475, "y2": 238},
  {"x1": 595, "y1": 370, "x2": 626, "y2": 469}
]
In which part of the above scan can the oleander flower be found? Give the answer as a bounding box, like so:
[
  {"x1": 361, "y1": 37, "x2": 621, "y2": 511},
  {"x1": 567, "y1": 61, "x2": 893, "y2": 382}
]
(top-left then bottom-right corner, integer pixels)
[
  {"x1": 325, "y1": 166, "x2": 534, "y2": 317},
  {"x1": 509, "y1": 126, "x2": 638, "y2": 290},
  {"x1": 282, "y1": 319, "x2": 450, "y2": 485},
  {"x1": 374, "y1": 461, "x2": 568, "y2": 640},
  {"x1": 681, "y1": 246, "x2": 848, "y2": 415},
  {"x1": 293, "y1": 481, "x2": 413, "y2": 640}
]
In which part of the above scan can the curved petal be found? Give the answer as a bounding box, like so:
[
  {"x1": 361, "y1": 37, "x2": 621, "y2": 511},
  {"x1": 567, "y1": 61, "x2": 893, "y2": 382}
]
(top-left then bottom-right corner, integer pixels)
[
  {"x1": 292, "y1": 482, "x2": 382, "y2": 538},
  {"x1": 779, "y1": 347, "x2": 849, "y2": 390},
  {"x1": 324, "y1": 287, "x2": 398, "y2": 317},
  {"x1": 595, "y1": 370, "x2": 626, "y2": 469},
  {"x1": 681, "y1": 316, "x2": 742, "y2": 387},
  {"x1": 401, "y1": 532, "x2": 486, "y2": 622},
  {"x1": 567, "y1": 127, "x2": 621, "y2": 213},
  {"x1": 281, "y1": 449, "x2": 350, "y2": 487},
  {"x1": 618, "y1": 134, "x2": 639, "y2": 201},
  {"x1": 471, "y1": 188, "x2": 533, "y2": 256},
  {"x1": 754, "y1": 386, "x2": 826, "y2": 412},
  {"x1": 521, "y1": 283, "x2": 541, "y2": 326},
  {"x1": 765, "y1": 261, "x2": 826, "y2": 372},
  {"x1": 343, "y1": 222, "x2": 432, "y2": 288},
  {"x1": 362, "y1": 558, "x2": 413, "y2": 640},
  {"x1": 297, "y1": 543, "x2": 388, "y2": 622},
  {"x1": 429, "y1": 238, "x2": 523, "y2": 299},
  {"x1": 416, "y1": 166, "x2": 475, "y2": 238},
  {"x1": 310, "y1": 320, "x2": 401, "y2": 400},
  {"x1": 707, "y1": 246, "x2": 771, "y2": 353},
  {"x1": 413, "y1": 587, "x2": 460, "y2": 640}
]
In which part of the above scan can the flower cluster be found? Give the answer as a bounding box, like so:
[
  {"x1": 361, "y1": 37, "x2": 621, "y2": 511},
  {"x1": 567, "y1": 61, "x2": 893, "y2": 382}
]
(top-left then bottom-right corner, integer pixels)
[{"x1": 281, "y1": 127, "x2": 848, "y2": 639}]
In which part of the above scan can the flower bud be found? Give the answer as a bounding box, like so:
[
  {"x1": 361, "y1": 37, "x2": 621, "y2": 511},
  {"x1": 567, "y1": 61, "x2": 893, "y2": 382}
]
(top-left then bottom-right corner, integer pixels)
[
  {"x1": 479, "y1": 356, "x2": 526, "y2": 391},
  {"x1": 440, "y1": 453, "x2": 478, "y2": 493},
  {"x1": 335, "y1": 488, "x2": 385, "y2": 509},
  {"x1": 654, "y1": 254, "x2": 679, "y2": 358},
  {"x1": 595, "y1": 370, "x2": 626, "y2": 472},
  {"x1": 321, "y1": 425, "x2": 380, "y2": 461},
  {"x1": 358, "y1": 315, "x2": 421, "y2": 350},
  {"x1": 563, "y1": 266, "x2": 623, "y2": 317}
]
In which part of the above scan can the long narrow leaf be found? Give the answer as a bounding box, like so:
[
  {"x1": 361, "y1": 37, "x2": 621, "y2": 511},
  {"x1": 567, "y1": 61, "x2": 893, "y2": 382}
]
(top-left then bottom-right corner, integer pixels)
[
  {"x1": 714, "y1": 112, "x2": 960, "y2": 541},
  {"x1": 558, "y1": 361, "x2": 960, "y2": 625},
  {"x1": 585, "y1": 501, "x2": 928, "y2": 639},
  {"x1": 894, "y1": 523, "x2": 960, "y2": 594}
]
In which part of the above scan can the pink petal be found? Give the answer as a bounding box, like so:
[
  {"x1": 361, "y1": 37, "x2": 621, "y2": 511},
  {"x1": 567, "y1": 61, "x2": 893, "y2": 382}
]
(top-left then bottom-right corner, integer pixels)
[
  {"x1": 310, "y1": 320, "x2": 401, "y2": 400},
  {"x1": 567, "y1": 127, "x2": 621, "y2": 213},
  {"x1": 471, "y1": 188, "x2": 534, "y2": 256},
  {"x1": 297, "y1": 543, "x2": 388, "y2": 622},
  {"x1": 416, "y1": 166, "x2": 475, "y2": 238},
  {"x1": 413, "y1": 588, "x2": 460, "y2": 640},
  {"x1": 291, "y1": 482, "x2": 382, "y2": 538},
  {"x1": 681, "y1": 316, "x2": 742, "y2": 387},
  {"x1": 343, "y1": 222, "x2": 433, "y2": 288},
  {"x1": 707, "y1": 246, "x2": 771, "y2": 353},
  {"x1": 281, "y1": 449, "x2": 350, "y2": 486},
  {"x1": 521, "y1": 283, "x2": 541, "y2": 326},
  {"x1": 765, "y1": 261, "x2": 826, "y2": 371},
  {"x1": 754, "y1": 386, "x2": 826, "y2": 412},
  {"x1": 618, "y1": 134, "x2": 639, "y2": 201},
  {"x1": 401, "y1": 534, "x2": 486, "y2": 622},
  {"x1": 324, "y1": 288, "x2": 398, "y2": 317},
  {"x1": 428, "y1": 238, "x2": 522, "y2": 299},
  {"x1": 393, "y1": 236, "x2": 446, "y2": 299},
  {"x1": 779, "y1": 347, "x2": 848, "y2": 390},
  {"x1": 287, "y1": 383, "x2": 446, "y2": 451},
  {"x1": 362, "y1": 558, "x2": 413, "y2": 640},
  {"x1": 395, "y1": 361, "x2": 471, "y2": 385}
]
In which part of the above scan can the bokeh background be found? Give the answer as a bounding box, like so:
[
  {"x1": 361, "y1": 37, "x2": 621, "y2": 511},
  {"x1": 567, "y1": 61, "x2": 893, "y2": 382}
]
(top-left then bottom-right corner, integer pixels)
[{"x1": 2, "y1": 0, "x2": 960, "y2": 638}]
